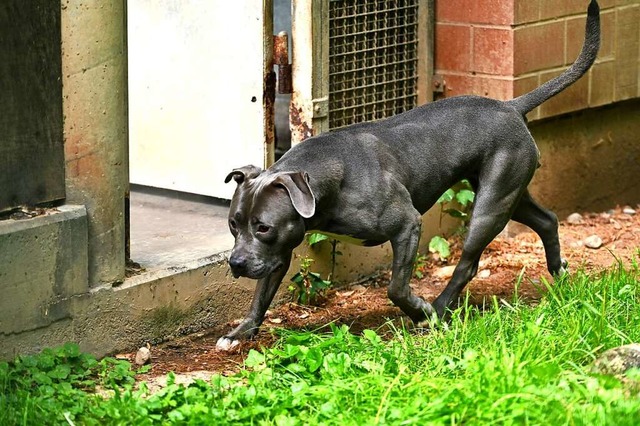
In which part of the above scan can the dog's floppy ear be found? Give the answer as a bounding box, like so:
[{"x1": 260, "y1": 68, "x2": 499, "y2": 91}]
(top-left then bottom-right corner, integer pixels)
[
  {"x1": 225, "y1": 165, "x2": 263, "y2": 184},
  {"x1": 273, "y1": 172, "x2": 316, "y2": 219}
]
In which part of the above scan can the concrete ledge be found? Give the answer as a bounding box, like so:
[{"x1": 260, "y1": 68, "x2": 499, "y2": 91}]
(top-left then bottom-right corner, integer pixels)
[
  {"x1": 0, "y1": 205, "x2": 448, "y2": 360},
  {"x1": 0, "y1": 250, "x2": 264, "y2": 359},
  {"x1": 0, "y1": 205, "x2": 88, "y2": 336}
]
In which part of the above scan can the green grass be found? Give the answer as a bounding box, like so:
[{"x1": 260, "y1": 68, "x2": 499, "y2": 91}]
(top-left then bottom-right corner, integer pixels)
[{"x1": 2, "y1": 263, "x2": 640, "y2": 425}]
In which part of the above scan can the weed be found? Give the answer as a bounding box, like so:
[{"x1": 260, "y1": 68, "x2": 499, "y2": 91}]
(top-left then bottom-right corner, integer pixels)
[
  {"x1": 0, "y1": 342, "x2": 139, "y2": 425},
  {"x1": 289, "y1": 257, "x2": 332, "y2": 305},
  {"x1": 428, "y1": 180, "x2": 475, "y2": 259},
  {"x1": 307, "y1": 232, "x2": 343, "y2": 279},
  {"x1": 413, "y1": 252, "x2": 429, "y2": 279}
]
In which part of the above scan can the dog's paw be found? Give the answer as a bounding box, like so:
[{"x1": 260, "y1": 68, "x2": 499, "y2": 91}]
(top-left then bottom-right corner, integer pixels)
[
  {"x1": 415, "y1": 302, "x2": 440, "y2": 329},
  {"x1": 557, "y1": 258, "x2": 569, "y2": 277},
  {"x1": 216, "y1": 336, "x2": 240, "y2": 352},
  {"x1": 416, "y1": 312, "x2": 440, "y2": 329}
]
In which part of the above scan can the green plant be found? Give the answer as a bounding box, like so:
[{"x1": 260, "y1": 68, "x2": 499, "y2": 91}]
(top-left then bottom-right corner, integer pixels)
[
  {"x1": 289, "y1": 257, "x2": 332, "y2": 305},
  {"x1": 307, "y1": 232, "x2": 343, "y2": 280},
  {"x1": 413, "y1": 252, "x2": 429, "y2": 279},
  {"x1": 2, "y1": 264, "x2": 640, "y2": 424},
  {"x1": 428, "y1": 180, "x2": 475, "y2": 259},
  {"x1": 0, "y1": 342, "x2": 141, "y2": 425}
]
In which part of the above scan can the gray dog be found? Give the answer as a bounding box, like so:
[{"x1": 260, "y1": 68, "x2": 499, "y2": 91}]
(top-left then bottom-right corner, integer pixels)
[{"x1": 217, "y1": 0, "x2": 600, "y2": 351}]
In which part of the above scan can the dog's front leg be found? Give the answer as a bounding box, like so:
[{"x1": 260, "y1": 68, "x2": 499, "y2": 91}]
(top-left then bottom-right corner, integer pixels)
[
  {"x1": 386, "y1": 211, "x2": 435, "y2": 323},
  {"x1": 216, "y1": 255, "x2": 290, "y2": 351}
]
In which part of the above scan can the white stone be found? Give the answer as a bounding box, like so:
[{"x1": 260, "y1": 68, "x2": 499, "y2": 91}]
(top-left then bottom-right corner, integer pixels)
[
  {"x1": 566, "y1": 213, "x2": 583, "y2": 224},
  {"x1": 134, "y1": 346, "x2": 151, "y2": 365},
  {"x1": 434, "y1": 265, "x2": 456, "y2": 280},
  {"x1": 478, "y1": 269, "x2": 491, "y2": 279},
  {"x1": 584, "y1": 235, "x2": 603, "y2": 249}
]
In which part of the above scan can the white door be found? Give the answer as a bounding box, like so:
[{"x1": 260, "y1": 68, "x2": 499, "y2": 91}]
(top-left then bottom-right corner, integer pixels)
[{"x1": 128, "y1": 0, "x2": 267, "y2": 200}]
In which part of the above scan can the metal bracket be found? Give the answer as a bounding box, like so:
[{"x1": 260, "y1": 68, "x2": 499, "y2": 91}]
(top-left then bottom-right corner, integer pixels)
[
  {"x1": 312, "y1": 96, "x2": 328, "y2": 118},
  {"x1": 274, "y1": 31, "x2": 292, "y2": 94},
  {"x1": 432, "y1": 74, "x2": 445, "y2": 94}
]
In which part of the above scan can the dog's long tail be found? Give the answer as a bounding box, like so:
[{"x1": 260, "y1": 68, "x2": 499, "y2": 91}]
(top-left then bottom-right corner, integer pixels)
[{"x1": 506, "y1": 0, "x2": 600, "y2": 115}]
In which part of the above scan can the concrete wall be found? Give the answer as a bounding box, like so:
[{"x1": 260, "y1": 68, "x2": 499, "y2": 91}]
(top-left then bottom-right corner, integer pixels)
[
  {"x1": 0, "y1": 251, "x2": 249, "y2": 359},
  {"x1": 528, "y1": 99, "x2": 640, "y2": 217},
  {"x1": 0, "y1": 206, "x2": 87, "y2": 340},
  {"x1": 62, "y1": 0, "x2": 128, "y2": 287}
]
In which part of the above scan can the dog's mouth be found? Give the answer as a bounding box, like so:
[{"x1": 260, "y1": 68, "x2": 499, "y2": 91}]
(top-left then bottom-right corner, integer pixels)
[{"x1": 231, "y1": 261, "x2": 284, "y2": 280}]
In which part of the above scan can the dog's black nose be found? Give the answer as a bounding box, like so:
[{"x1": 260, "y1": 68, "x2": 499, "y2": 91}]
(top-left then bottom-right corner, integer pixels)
[{"x1": 228, "y1": 255, "x2": 246, "y2": 277}]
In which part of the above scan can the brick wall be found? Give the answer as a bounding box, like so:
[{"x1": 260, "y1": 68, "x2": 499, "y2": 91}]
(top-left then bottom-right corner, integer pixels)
[{"x1": 434, "y1": 0, "x2": 640, "y2": 120}]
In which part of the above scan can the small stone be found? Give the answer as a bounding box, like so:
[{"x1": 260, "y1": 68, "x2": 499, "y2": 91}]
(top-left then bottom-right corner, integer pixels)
[
  {"x1": 584, "y1": 235, "x2": 603, "y2": 249},
  {"x1": 566, "y1": 213, "x2": 583, "y2": 225},
  {"x1": 592, "y1": 344, "x2": 640, "y2": 377},
  {"x1": 478, "y1": 269, "x2": 491, "y2": 279},
  {"x1": 351, "y1": 284, "x2": 367, "y2": 292},
  {"x1": 622, "y1": 206, "x2": 636, "y2": 215},
  {"x1": 434, "y1": 265, "x2": 456, "y2": 280},
  {"x1": 134, "y1": 346, "x2": 151, "y2": 365}
]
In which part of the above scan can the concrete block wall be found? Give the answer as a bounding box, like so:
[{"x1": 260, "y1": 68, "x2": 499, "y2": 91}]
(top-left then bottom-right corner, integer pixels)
[
  {"x1": 0, "y1": 206, "x2": 87, "y2": 337},
  {"x1": 435, "y1": 0, "x2": 640, "y2": 120}
]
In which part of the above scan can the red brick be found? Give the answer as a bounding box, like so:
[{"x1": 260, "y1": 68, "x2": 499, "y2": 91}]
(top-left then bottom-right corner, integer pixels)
[
  {"x1": 473, "y1": 27, "x2": 514, "y2": 75},
  {"x1": 617, "y1": 0, "x2": 639, "y2": 6},
  {"x1": 436, "y1": 0, "x2": 514, "y2": 25},
  {"x1": 539, "y1": 0, "x2": 592, "y2": 19},
  {"x1": 596, "y1": 10, "x2": 615, "y2": 59},
  {"x1": 474, "y1": 76, "x2": 513, "y2": 99},
  {"x1": 538, "y1": 69, "x2": 590, "y2": 118},
  {"x1": 566, "y1": 10, "x2": 615, "y2": 63},
  {"x1": 566, "y1": 16, "x2": 586, "y2": 64},
  {"x1": 513, "y1": 74, "x2": 540, "y2": 97},
  {"x1": 540, "y1": 0, "x2": 569, "y2": 19},
  {"x1": 514, "y1": 75, "x2": 541, "y2": 121},
  {"x1": 515, "y1": 1, "x2": 539, "y2": 24},
  {"x1": 614, "y1": 5, "x2": 640, "y2": 101},
  {"x1": 437, "y1": 74, "x2": 513, "y2": 100},
  {"x1": 597, "y1": 0, "x2": 615, "y2": 8},
  {"x1": 435, "y1": 0, "x2": 472, "y2": 23},
  {"x1": 514, "y1": 21, "x2": 565, "y2": 75},
  {"x1": 438, "y1": 74, "x2": 475, "y2": 98},
  {"x1": 435, "y1": 23, "x2": 472, "y2": 72},
  {"x1": 589, "y1": 61, "x2": 615, "y2": 106},
  {"x1": 564, "y1": 0, "x2": 591, "y2": 15},
  {"x1": 470, "y1": 0, "x2": 514, "y2": 25}
]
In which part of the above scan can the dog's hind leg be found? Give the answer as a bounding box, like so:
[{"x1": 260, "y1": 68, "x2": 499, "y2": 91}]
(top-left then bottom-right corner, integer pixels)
[
  {"x1": 430, "y1": 180, "x2": 527, "y2": 317},
  {"x1": 511, "y1": 190, "x2": 567, "y2": 276}
]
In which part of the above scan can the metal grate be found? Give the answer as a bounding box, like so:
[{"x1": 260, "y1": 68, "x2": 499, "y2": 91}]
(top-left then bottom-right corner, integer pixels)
[{"x1": 328, "y1": 0, "x2": 420, "y2": 129}]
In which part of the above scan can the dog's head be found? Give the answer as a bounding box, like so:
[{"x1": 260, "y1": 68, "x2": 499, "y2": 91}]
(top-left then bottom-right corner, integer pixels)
[{"x1": 224, "y1": 165, "x2": 315, "y2": 279}]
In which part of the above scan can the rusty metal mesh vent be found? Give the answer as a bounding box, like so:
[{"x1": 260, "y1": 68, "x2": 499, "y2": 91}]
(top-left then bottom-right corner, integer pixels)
[{"x1": 328, "y1": 0, "x2": 420, "y2": 129}]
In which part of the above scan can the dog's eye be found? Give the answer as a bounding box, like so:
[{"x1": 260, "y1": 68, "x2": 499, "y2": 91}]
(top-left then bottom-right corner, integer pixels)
[{"x1": 256, "y1": 224, "x2": 270, "y2": 234}]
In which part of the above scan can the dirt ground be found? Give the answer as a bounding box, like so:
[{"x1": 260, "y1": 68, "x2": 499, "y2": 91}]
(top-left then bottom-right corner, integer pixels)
[{"x1": 125, "y1": 205, "x2": 640, "y2": 382}]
